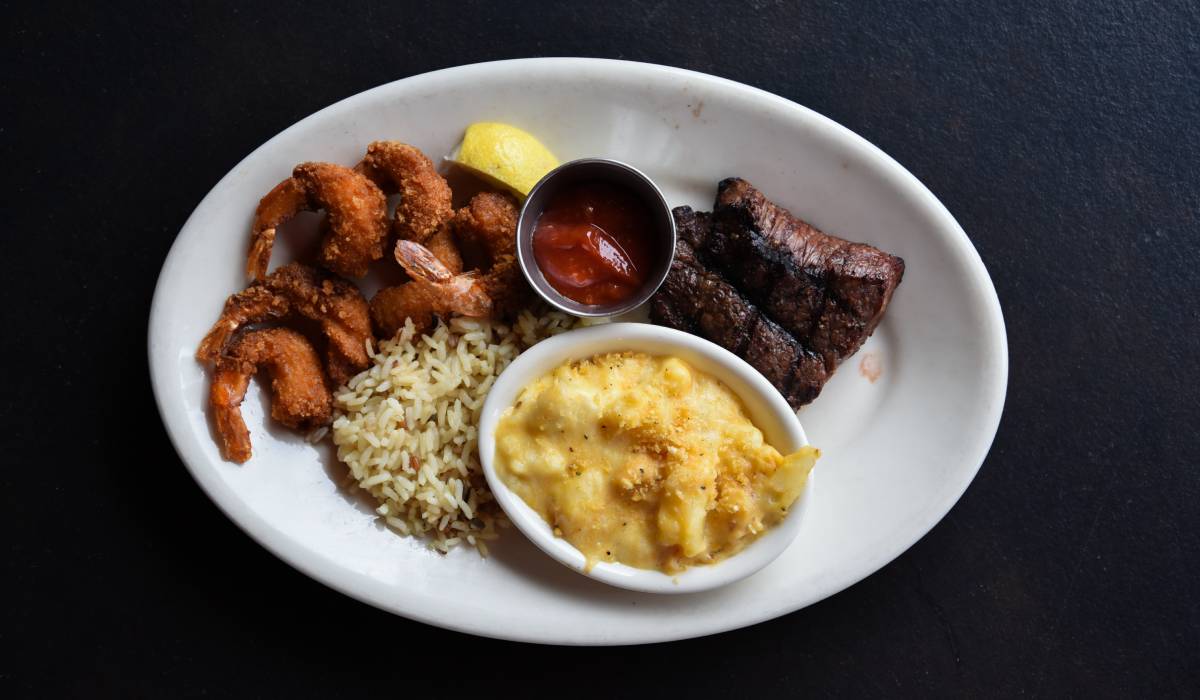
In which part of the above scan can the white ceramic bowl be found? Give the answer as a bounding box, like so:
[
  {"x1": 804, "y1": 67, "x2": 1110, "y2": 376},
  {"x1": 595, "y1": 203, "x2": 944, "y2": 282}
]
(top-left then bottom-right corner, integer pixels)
[{"x1": 478, "y1": 322, "x2": 813, "y2": 594}]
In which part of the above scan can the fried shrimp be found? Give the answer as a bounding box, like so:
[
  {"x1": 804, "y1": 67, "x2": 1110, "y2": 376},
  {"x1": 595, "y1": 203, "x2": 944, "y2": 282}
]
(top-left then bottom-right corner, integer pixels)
[
  {"x1": 262, "y1": 263, "x2": 373, "y2": 386},
  {"x1": 451, "y1": 191, "x2": 533, "y2": 317},
  {"x1": 197, "y1": 263, "x2": 372, "y2": 387},
  {"x1": 356, "y1": 141, "x2": 453, "y2": 244},
  {"x1": 369, "y1": 240, "x2": 492, "y2": 339},
  {"x1": 210, "y1": 328, "x2": 333, "y2": 463},
  {"x1": 248, "y1": 162, "x2": 388, "y2": 281}
]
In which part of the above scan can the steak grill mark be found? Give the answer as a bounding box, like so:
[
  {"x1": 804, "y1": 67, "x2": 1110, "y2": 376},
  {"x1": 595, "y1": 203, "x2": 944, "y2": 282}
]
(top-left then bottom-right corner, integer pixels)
[{"x1": 650, "y1": 179, "x2": 904, "y2": 407}]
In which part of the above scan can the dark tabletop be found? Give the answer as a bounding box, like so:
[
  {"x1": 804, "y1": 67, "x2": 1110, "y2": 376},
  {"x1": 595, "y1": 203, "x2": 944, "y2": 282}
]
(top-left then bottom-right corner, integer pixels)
[{"x1": 4, "y1": 1, "x2": 1198, "y2": 697}]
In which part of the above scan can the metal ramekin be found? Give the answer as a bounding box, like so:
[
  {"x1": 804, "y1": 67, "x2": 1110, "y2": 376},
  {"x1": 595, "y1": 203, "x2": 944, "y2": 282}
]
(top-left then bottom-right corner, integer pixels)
[{"x1": 515, "y1": 158, "x2": 676, "y2": 317}]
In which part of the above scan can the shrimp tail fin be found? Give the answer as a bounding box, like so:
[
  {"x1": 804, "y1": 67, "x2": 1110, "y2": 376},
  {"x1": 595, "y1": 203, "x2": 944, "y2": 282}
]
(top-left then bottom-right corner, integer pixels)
[
  {"x1": 395, "y1": 240, "x2": 492, "y2": 318},
  {"x1": 447, "y1": 272, "x2": 493, "y2": 317},
  {"x1": 249, "y1": 176, "x2": 308, "y2": 281},
  {"x1": 247, "y1": 228, "x2": 276, "y2": 281},
  {"x1": 197, "y1": 322, "x2": 235, "y2": 363},
  {"x1": 395, "y1": 239, "x2": 454, "y2": 283},
  {"x1": 210, "y1": 365, "x2": 253, "y2": 463}
]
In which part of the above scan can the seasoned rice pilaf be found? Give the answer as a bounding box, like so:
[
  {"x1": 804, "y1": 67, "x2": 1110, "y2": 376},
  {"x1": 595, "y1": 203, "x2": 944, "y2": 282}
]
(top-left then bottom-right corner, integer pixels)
[{"x1": 331, "y1": 311, "x2": 599, "y2": 554}]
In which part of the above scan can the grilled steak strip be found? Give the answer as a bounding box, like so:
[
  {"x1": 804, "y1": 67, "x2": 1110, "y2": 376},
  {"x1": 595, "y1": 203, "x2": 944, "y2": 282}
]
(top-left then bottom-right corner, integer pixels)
[
  {"x1": 702, "y1": 178, "x2": 905, "y2": 371},
  {"x1": 651, "y1": 225, "x2": 827, "y2": 408}
]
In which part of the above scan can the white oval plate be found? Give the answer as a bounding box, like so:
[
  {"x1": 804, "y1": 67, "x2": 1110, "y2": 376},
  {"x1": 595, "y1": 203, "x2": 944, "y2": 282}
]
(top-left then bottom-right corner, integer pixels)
[{"x1": 149, "y1": 58, "x2": 1007, "y2": 645}]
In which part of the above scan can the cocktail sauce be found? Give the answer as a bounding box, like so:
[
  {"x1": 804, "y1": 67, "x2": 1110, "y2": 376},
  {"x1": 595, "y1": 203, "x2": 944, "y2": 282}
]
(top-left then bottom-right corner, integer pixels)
[{"x1": 531, "y1": 181, "x2": 658, "y2": 306}]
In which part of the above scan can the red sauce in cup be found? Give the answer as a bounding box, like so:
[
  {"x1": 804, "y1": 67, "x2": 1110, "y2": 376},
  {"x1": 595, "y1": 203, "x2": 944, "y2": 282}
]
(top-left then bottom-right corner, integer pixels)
[{"x1": 531, "y1": 181, "x2": 658, "y2": 306}]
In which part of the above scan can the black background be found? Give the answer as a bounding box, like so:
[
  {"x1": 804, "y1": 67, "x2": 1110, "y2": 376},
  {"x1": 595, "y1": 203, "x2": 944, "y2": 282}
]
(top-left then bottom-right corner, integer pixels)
[{"x1": 4, "y1": 1, "x2": 1198, "y2": 697}]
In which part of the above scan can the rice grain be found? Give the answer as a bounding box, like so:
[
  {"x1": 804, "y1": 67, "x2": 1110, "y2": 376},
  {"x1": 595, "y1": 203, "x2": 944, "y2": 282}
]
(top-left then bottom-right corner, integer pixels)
[{"x1": 332, "y1": 311, "x2": 598, "y2": 554}]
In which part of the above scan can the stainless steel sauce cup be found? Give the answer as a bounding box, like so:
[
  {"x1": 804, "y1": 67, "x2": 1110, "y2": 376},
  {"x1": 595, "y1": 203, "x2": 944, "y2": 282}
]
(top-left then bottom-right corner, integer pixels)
[{"x1": 516, "y1": 158, "x2": 676, "y2": 317}]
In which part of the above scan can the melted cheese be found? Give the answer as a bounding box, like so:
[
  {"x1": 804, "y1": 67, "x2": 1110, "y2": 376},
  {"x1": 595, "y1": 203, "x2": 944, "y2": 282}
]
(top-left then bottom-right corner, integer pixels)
[{"x1": 494, "y1": 352, "x2": 819, "y2": 573}]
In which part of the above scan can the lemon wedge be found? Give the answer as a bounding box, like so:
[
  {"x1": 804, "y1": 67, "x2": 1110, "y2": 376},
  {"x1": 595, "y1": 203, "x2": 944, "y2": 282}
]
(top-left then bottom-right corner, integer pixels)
[{"x1": 448, "y1": 122, "x2": 558, "y2": 197}]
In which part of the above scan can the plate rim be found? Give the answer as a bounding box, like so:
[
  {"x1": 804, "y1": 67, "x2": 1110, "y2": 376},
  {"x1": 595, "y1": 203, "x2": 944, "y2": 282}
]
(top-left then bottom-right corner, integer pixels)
[{"x1": 148, "y1": 57, "x2": 1008, "y2": 645}]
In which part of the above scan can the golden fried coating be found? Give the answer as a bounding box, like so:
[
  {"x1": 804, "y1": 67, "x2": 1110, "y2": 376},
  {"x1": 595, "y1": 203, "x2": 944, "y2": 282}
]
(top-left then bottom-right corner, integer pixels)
[
  {"x1": 262, "y1": 263, "x2": 372, "y2": 386},
  {"x1": 452, "y1": 191, "x2": 518, "y2": 257},
  {"x1": 196, "y1": 285, "x2": 290, "y2": 364},
  {"x1": 197, "y1": 263, "x2": 372, "y2": 387},
  {"x1": 248, "y1": 162, "x2": 388, "y2": 281},
  {"x1": 298, "y1": 163, "x2": 390, "y2": 278},
  {"x1": 357, "y1": 141, "x2": 453, "y2": 244},
  {"x1": 210, "y1": 328, "x2": 332, "y2": 463},
  {"x1": 451, "y1": 192, "x2": 533, "y2": 318},
  {"x1": 369, "y1": 285, "x2": 435, "y2": 340},
  {"x1": 369, "y1": 240, "x2": 492, "y2": 340},
  {"x1": 424, "y1": 226, "x2": 463, "y2": 274}
]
